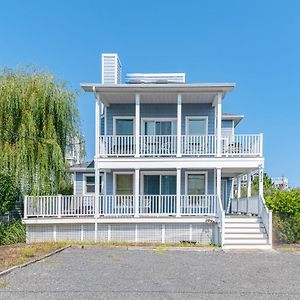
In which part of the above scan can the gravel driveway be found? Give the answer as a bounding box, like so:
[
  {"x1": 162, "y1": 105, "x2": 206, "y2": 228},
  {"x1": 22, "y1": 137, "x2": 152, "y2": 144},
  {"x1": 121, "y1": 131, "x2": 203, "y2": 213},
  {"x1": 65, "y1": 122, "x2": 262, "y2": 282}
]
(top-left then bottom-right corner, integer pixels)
[{"x1": 0, "y1": 246, "x2": 299, "y2": 299}]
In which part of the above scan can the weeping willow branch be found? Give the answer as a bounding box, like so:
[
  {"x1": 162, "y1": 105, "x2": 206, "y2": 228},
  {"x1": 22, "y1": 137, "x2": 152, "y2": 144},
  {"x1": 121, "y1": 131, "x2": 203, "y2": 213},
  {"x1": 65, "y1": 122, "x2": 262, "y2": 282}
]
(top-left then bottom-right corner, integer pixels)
[{"x1": 0, "y1": 67, "x2": 81, "y2": 195}]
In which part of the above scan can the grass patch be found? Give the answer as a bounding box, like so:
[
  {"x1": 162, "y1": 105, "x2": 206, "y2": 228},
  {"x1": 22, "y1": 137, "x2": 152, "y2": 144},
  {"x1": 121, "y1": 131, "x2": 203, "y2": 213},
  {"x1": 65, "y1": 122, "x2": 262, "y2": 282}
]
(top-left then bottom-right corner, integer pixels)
[
  {"x1": 0, "y1": 242, "x2": 68, "y2": 272},
  {"x1": 277, "y1": 247, "x2": 300, "y2": 253},
  {"x1": 153, "y1": 248, "x2": 167, "y2": 254},
  {"x1": 0, "y1": 279, "x2": 8, "y2": 288}
]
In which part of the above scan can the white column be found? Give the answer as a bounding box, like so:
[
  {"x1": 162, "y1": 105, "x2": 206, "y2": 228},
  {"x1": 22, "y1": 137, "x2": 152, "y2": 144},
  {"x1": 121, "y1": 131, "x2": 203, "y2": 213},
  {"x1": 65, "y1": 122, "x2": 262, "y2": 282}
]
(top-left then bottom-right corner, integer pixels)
[
  {"x1": 247, "y1": 174, "x2": 252, "y2": 197},
  {"x1": 216, "y1": 168, "x2": 222, "y2": 201},
  {"x1": 104, "y1": 106, "x2": 107, "y2": 135},
  {"x1": 237, "y1": 176, "x2": 242, "y2": 198},
  {"x1": 134, "y1": 169, "x2": 140, "y2": 217},
  {"x1": 95, "y1": 168, "x2": 100, "y2": 218},
  {"x1": 216, "y1": 93, "x2": 222, "y2": 157},
  {"x1": 176, "y1": 168, "x2": 181, "y2": 217},
  {"x1": 259, "y1": 167, "x2": 264, "y2": 197},
  {"x1": 135, "y1": 94, "x2": 140, "y2": 157},
  {"x1": 95, "y1": 93, "x2": 100, "y2": 157},
  {"x1": 177, "y1": 94, "x2": 182, "y2": 157}
]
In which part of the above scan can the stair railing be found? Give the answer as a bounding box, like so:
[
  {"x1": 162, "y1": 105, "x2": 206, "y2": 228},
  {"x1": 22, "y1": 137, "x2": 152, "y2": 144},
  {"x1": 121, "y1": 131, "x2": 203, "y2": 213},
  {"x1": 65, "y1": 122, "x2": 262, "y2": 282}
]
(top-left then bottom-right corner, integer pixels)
[
  {"x1": 258, "y1": 195, "x2": 272, "y2": 246},
  {"x1": 216, "y1": 195, "x2": 225, "y2": 247}
]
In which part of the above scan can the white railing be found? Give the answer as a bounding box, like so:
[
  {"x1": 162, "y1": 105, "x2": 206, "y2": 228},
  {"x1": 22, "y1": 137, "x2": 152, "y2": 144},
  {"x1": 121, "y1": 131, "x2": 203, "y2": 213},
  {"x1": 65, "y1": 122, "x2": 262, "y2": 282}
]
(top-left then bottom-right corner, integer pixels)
[
  {"x1": 181, "y1": 135, "x2": 216, "y2": 156},
  {"x1": 25, "y1": 195, "x2": 95, "y2": 217},
  {"x1": 99, "y1": 195, "x2": 135, "y2": 216},
  {"x1": 139, "y1": 195, "x2": 176, "y2": 215},
  {"x1": 258, "y1": 195, "x2": 272, "y2": 245},
  {"x1": 99, "y1": 135, "x2": 136, "y2": 156},
  {"x1": 222, "y1": 134, "x2": 262, "y2": 157},
  {"x1": 231, "y1": 196, "x2": 260, "y2": 215},
  {"x1": 98, "y1": 134, "x2": 263, "y2": 157},
  {"x1": 180, "y1": 195, "x2": 217, "y2": 215},
  {"x1": 216, "y1": 195, "x2": 225, "y2": 247},
  {"x1": 140, "y1": 135, "x2": 177, "y2": 156}
]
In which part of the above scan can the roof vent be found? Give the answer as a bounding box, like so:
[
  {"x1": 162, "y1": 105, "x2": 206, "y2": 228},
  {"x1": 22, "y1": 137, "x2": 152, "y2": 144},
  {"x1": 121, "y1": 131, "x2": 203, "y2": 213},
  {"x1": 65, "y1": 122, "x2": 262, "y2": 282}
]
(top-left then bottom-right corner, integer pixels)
[
  {"x1": 102, "y1": 53, "x2": 122, "y2": 84},
  {"x1": 126, "y1": 73, "x2": 185, "y2": 84}
]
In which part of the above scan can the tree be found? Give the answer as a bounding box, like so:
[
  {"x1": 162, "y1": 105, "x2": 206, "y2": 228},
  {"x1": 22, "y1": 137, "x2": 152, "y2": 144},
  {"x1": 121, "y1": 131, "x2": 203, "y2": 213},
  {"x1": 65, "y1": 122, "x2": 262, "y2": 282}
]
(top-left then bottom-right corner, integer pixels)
[
  {"x1": 0, "y1": 172, "x2": 20, "y2": 215},
  {"x1": 0, "y1": 67, "x2": 81, "y2": 195},
  {"x1": 251, "y1": 173, "x2": 274, "y2": 197}
]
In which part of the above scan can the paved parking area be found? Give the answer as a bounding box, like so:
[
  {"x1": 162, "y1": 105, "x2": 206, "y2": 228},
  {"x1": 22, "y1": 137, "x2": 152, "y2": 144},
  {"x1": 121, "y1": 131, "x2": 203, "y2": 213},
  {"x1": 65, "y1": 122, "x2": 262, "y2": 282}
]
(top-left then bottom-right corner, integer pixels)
[{"x1": 0, "y1": 246, "x2": 299, "y2": 299}]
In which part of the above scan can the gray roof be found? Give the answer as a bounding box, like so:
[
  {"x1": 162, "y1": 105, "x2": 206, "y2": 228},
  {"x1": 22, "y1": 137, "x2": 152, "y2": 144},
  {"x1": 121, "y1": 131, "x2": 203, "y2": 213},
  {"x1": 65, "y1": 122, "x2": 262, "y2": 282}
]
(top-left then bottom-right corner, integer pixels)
[{"x1": 68, "y1": 160, "x2": 94, "y2": 172}]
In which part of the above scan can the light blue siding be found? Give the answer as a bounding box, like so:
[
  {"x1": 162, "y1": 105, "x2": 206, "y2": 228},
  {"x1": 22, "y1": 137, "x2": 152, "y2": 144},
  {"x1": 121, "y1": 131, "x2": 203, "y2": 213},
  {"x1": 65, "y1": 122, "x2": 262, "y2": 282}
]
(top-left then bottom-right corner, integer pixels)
[
  {"x1": 106, "y1": 103, "x2": 215, "y2": 135},
  {"x1": 222, "y1": 120, "x2": 233, "y2": 129},
  {"x1": 75, "y1": 173, "x2": 84, "y2": 195}
]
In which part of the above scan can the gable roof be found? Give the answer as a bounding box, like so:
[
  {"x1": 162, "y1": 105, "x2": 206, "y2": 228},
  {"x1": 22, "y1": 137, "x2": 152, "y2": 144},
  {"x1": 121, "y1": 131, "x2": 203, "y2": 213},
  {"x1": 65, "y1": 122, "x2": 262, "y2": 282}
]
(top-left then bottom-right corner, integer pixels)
[{"x1": 68, "y1": 160, "x2": 94, "y2": 172}]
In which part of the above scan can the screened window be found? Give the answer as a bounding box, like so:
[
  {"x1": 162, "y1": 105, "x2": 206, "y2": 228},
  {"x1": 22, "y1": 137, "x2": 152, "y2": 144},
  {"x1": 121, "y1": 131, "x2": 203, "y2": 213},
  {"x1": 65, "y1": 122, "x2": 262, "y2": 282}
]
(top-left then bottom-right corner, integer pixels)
[
  {"x1": 144, "y1": 121, "x2": 176, "y2": 135},
  {"x1": 187, "y1": 118, "x2": 207, "y2": 135},
  {"x1": 144, "y1": 175, "x2": 176, "y2": 195},
  {"x1": 85, "y1": 176, "x2": 102, "y2": 194},
  {"x1": 116, "y1": 174, "x2": 133, "y2": 195},
  {"x1": 115, "y1": 119, "x2": 134, "y2": 135},
  {"x1": 187, "y1": 174, "x2": 206, "y2": 195}
]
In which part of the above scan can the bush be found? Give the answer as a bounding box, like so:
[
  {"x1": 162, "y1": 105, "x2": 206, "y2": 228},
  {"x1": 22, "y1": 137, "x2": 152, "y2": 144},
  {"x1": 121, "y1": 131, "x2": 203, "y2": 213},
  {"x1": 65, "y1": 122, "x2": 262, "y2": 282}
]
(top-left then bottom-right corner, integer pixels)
[
  {"x1": 266, "y1": 190, "x2": 300, "y2": 243},
  {"x1": 0, "y1": 172, "x2": 20, "y2": 215},
  {"x1": 0, "y1": 220, "x2": 26, "y2": 245}
]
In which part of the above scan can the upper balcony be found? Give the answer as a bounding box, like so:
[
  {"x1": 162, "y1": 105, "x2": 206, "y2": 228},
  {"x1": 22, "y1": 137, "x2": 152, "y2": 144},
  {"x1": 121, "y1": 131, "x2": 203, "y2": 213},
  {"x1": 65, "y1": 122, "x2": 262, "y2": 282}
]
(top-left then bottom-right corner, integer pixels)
[{"x1": 98, "y1": 134, "x2": 263, "y2": 158}]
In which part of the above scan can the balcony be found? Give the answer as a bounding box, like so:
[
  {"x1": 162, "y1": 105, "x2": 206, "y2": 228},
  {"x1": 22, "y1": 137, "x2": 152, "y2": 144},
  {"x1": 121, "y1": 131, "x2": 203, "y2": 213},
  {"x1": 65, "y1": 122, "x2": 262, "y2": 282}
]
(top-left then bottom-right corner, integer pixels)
[
  {"x1": 99, "y1": 134, "x2": 263, "y2": 158},
  {"x1": 24, "y1": 195, "x2": 219, "y2": 218}
]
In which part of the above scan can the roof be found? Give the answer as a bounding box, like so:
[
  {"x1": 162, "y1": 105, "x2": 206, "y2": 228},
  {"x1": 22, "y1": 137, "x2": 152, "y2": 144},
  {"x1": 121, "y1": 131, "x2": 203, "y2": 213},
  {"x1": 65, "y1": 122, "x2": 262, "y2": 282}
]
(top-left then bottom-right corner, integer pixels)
[
  {"x1": 68, "y1": 160, "x2": 94, "y2": 172},
  {"x1": 222, "y1": 112, "x2": 244, "y2": 127}
]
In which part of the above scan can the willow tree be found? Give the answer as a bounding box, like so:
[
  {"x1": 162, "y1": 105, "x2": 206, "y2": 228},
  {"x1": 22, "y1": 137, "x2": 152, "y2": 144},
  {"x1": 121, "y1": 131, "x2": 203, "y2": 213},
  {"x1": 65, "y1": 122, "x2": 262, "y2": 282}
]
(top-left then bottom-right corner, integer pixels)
[{"x1": 0, "y1": 67, "x2": 81, "y2": 195}]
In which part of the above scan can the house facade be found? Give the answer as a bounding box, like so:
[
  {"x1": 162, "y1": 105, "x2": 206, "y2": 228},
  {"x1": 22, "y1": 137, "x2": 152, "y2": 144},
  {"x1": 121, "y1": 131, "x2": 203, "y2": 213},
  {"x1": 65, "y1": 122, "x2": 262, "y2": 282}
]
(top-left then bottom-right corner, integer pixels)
[{"x1": 23, "y1": 53, "x2": 272, "y2": 249}]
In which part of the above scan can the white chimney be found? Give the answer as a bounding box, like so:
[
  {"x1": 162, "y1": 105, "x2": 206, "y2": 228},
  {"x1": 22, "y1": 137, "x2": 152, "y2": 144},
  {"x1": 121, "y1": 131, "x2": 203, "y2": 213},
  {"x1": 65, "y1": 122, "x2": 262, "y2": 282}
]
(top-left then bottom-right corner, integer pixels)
[{"x1": 101, "y1": 53, "x2": 122, "y2": 84}]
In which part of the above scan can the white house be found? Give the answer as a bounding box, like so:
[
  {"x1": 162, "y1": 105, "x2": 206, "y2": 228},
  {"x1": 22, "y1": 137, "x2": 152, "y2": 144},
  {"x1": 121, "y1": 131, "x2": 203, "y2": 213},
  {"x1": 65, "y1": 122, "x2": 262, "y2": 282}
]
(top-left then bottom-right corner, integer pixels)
[{"x1": 23, "y1": 53, "x2": 272, "y2": 249}]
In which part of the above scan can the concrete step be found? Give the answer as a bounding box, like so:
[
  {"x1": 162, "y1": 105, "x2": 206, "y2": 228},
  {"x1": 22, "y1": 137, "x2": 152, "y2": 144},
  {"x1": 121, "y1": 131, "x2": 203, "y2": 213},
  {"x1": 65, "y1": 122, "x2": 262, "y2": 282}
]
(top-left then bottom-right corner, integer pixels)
[
  {"x1": 224, "y1": 233, "x2": 267, "y2": 239},
  {"x1": 225, "y1": 222, "x2": 264, "y2": 228},
  {"x1": 225, "y1": 227, "x2": 266, "y2": 234},
  {"x1": 223, "y1": 244, "x2": 272, "y2": 250},
  {"x1": 224, "y1": 217, "x2": 261, "y2": 223},
  {"x1": 224, "y1": 238, "x2": 269, "y2": 245}
]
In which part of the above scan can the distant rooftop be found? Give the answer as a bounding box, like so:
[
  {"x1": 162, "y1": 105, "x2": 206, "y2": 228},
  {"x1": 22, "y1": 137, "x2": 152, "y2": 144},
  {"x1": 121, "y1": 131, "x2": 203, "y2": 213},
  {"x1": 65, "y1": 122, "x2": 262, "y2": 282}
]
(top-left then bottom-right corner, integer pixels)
[{"x1": 126, "y1": 73, "x2": 185, "y2": 84}]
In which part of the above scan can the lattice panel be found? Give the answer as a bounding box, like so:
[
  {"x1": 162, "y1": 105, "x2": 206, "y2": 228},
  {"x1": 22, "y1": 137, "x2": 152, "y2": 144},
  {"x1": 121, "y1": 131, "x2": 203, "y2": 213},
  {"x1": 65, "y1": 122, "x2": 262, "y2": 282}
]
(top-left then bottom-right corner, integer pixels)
[
  {"x1": 165, "y1": 224, "x2": 190, "y2": 243},
  {"x1": 191, "y1": 223, "x2": 213, "y2": 244},
  {"x1": 111, "y1": 224, "x2": 135, "y2": 242},
  {"x1": 26, "y1": 225, "x2": 53, "y2": 243},
  {"x1": 97, "y1": 224, "x2": 109, "y2": 241},
  {"x1": 137, "y1": 224, "x2": 162, "y2": 243},
  {"x1": 83, "y1": 224, "x2": 94, "y2": 242},
  {"x1": 56, "y1": 224, "x2": 81, "y2": 241}
]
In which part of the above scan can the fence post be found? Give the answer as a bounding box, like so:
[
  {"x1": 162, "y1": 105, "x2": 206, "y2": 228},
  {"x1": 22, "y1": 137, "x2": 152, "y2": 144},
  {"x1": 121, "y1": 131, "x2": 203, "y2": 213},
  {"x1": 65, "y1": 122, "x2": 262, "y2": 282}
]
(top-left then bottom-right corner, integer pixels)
[
  {"x1": 58, "y1": 194, "x2": 62, "y2": 218},
  {"x1": 24, "y1": 196, "x2": 28, "y2": 219}
]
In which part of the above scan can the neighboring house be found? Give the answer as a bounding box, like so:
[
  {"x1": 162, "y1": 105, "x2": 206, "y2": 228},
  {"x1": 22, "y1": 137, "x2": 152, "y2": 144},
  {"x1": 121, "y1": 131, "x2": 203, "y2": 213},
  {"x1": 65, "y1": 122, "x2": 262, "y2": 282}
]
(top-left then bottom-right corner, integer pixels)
[
  {"x1": 23, "y1": 53, "x2": 272, "y2": 249},
  {"x1": 65, "y1": 136, "x2": 85, "y2": 166},
  {"x1": 272, "y1": 177, "x2": 289, "y2": 190}
]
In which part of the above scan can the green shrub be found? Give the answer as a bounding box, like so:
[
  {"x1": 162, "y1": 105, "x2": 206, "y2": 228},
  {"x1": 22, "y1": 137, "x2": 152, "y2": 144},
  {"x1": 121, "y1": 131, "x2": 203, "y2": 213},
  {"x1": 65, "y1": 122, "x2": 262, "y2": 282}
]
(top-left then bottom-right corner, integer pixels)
[
  {"x1": 0, "y1": 172, "x2": 20, "y2": 215},
  {"x1": 266, "y1": 190, "x2": 300, "y2": 243},
  {"x1": 0, "y1": 220, "x2": 26, "y2": 245}
]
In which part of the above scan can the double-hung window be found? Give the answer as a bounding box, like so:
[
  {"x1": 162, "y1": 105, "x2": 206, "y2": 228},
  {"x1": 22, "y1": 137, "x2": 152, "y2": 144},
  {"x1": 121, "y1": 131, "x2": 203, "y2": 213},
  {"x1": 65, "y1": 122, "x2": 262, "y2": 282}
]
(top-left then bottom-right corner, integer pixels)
[
  {"x1": 84, "y1": 175, "x2": 102, "y2": 194},
  {"x1": 186, "y1": 117, "x2": 207, "y2": 135},
  {"x1": 144, "y1": 120, "x2": 176, "y2": 135}
]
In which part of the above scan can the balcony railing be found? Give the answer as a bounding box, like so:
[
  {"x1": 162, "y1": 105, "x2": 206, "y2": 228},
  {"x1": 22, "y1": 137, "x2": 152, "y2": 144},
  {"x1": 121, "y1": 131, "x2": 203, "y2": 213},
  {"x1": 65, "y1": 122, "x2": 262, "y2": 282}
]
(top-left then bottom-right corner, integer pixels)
[
  {"x1": 98, "y1": 134, "x2": 263, "y2": 157},
  {"x1": 24, "y1": 195, "x2": 218, "y2": 218}
]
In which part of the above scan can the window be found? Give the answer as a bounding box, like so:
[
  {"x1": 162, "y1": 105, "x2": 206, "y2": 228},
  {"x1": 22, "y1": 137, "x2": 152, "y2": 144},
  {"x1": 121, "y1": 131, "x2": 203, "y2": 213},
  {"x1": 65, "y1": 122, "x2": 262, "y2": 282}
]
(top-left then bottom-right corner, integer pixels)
[
  {"x1": 84, "y1": 175, "x2": 102, "y2": 194},
  {"x1": 144, "y1": 120, "x2": 176, "y2": 135},
  {"x1": 115, "y1": 118, "x2": 134, "y2": 135},
  {"x1": 116, "y1": 174, "x2": 133, "y2": 195},
  {"x1": 186, "y1": 118, "x2": 207, "y2": 135},
  {"x1": 187, "y1": 174, "x2": 206, "y2": 195},
  {"x1": 144, "y1": 175, "x2": 176, "y2": 195}
]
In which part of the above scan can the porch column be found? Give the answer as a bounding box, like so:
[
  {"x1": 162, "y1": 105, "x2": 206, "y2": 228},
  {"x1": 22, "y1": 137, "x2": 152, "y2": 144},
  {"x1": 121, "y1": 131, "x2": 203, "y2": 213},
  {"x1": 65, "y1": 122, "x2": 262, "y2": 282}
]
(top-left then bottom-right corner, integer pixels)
[
  {"x1": 259, "y1": 167, "x2": 264, "y2": 197},
  {"x1": 177, "y1": 94, "x2": 182, "y2": 157},
  {"x1": 134, "y1": 169, "x2": 140, "y2": 217},
  {"x1": 216, "y1": 168, "x2": 222, "y2": 202},
  {"x1": 95, "y1": 168, "x2": 100, "y2": 218},
  {"x1": 94, "y1": 88, "x2": 100, "y2": 157},
  {"x1": 176, "y1": 168, "x2": 181, "y2": 217},
  {"x1": 135, "y1": 94, "x2": 140, "y2": 157},
  {"x1": 247, "y1": 174, "x2": 252, "y2": 197},
  {"x1": 215, "y1": 93, "x2": 222, "y2": 157},
  {"x1": 237, "y1": 176, "x2": 242, "y2": 198}
]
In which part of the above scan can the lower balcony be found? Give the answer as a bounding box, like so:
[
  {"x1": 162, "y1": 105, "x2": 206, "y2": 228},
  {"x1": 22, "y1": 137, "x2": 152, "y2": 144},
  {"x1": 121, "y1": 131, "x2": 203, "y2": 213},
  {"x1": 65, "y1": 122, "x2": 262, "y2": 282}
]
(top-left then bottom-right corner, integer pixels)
[{"x1": 24, "y1": 194, "x2": 220, "y2": 218}]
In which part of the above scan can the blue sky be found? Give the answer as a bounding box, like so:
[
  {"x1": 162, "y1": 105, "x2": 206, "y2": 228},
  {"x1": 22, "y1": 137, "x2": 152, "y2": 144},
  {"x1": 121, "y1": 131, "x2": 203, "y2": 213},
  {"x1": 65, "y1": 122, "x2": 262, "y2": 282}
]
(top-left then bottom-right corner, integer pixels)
[{"x1": 1, "y1": 0, "x2": 299, "y2": 186}]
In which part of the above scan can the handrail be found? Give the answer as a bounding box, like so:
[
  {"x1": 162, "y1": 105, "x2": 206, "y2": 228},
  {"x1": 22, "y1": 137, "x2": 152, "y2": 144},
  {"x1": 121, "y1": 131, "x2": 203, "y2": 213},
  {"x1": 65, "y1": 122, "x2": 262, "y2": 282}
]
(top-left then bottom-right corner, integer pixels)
[
  {"x1": 216, "y1": 195, "x2": 225, "y2": 247},
  {"x1": 258, "y1": 195, "x2": 272, "y2": 246}
]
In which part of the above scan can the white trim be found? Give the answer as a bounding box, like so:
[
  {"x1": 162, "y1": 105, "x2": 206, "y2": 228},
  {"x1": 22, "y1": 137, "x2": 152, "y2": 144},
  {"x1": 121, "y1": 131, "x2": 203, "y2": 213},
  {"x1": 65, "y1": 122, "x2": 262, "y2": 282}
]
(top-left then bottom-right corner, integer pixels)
[
  {"x1": 113, "y1": 116, "x2": 135, "y2": 135},
  {"x1": 221, "y1": 178, "x2": 227, "y2": 208},
  {"x1": 140, "y1": 171, "x2": 177, "y2": 195},
  {"x1": 113, "y1": 171, "x2": 135, "y2": 195},
  {"x1": 141, "y1": 117, "x2": 177, "y2": 135},
  {"x1": 185, "y1": 116, "x2": 208, "y2": 135},
  {"x1": 73, "y1": 172, "x2": 77, "y2": 196},
  {"x1": 185, "y1": 171, "x2": 208, "y2": 195}
]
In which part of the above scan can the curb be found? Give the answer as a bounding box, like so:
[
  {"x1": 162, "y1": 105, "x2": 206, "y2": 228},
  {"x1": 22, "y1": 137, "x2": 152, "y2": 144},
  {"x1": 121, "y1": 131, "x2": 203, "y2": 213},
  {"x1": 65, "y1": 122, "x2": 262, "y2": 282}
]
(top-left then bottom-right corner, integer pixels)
[
  {"x1": 0, "y1": 245, "x2": 71, "y2": 277},
  {"x1": 127, "y1": 246, "x2": 221, "y2": 252}
]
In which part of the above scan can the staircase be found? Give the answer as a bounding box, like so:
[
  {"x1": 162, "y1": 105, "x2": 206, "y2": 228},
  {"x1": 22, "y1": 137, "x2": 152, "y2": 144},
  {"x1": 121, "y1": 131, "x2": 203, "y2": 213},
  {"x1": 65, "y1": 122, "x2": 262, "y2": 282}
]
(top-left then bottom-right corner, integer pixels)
[{"x1": 223, "y1": 215, "x2": 272, "y2": 250}]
